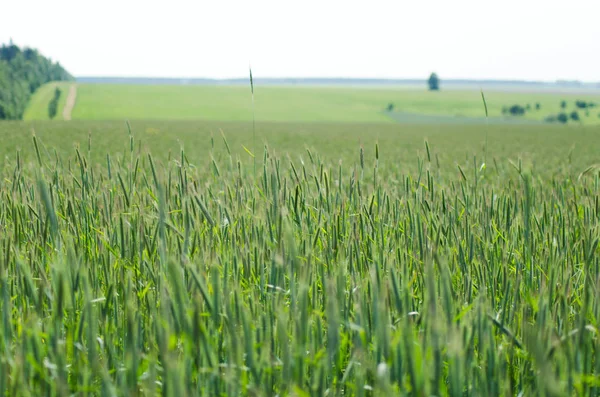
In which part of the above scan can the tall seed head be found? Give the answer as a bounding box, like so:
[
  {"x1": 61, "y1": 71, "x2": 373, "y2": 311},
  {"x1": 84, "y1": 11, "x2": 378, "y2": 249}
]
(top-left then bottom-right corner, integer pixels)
[{"x1": 360, "y1": 146, "x2": 364, "y2": 170}]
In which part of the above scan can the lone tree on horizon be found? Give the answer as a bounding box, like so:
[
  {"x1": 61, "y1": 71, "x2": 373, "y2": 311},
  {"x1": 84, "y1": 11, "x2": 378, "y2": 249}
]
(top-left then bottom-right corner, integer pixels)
[{"x1": 428, "y1": 73, "x2": 440, "y2": 91}]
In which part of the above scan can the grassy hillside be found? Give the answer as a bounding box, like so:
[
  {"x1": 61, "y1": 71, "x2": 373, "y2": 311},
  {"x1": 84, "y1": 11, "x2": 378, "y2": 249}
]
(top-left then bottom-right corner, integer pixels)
[
  {"x1": 1, "y1": 119, "x2": 600, "y2": 395},
  {"x1": 23, "y1": 82, "x2": 72, "y2": 120},
  {"x1": 23, "y1": 83, "x2": 600, "y2": 123}
]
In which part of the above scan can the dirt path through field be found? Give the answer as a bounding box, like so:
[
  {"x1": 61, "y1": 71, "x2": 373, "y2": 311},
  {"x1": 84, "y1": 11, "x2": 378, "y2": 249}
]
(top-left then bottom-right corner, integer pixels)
[{"x1": 62, "y1": 85, "x2": 77, "y2": 120}]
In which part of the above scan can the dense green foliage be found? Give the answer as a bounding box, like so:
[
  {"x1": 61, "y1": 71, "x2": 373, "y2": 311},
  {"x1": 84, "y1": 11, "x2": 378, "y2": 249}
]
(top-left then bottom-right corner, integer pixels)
[
  {"x1": 48, "y1": 87, "x2": 61, "y2": 119},
  {"x1": 504, "y1": 99, "x2": 600, "y2": 125},
  {"x1": 557, "y1": 113, "x2": 568, "y2": 123},
  {"x1": 508, "y1": 104, "x2": 526, "y2": 116},
  {"x1": 1, "y1": 120, "x2": 600, "y2": 395},
  {"x1": 575, "y1": 100, "x2": 597, "y2": 110},
  {"x1": 545, "y1": 113, "x2": 570, "y2": 124},
  {"x1": 0, "y1": 42, "x2": 72, "y2": 120}
]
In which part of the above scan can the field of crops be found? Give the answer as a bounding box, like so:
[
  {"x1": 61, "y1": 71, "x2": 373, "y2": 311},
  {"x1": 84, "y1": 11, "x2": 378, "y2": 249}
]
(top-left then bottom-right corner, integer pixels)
[
  {"x1": 1, "y1": 118, "x2": 600, "y2": 395},
  {"x1": 23, "y1": 83, "x2": 600, "y2": 124}
]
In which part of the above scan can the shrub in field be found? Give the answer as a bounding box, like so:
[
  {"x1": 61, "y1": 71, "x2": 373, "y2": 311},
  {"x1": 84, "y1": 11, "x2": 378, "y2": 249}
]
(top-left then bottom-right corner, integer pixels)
[
  {"x1": 560, "y1": 100, "x2": 567, "y2": 109},
  {"x1": 570, "y1": 110, "x2": 580, "y2": 121},
  {"x1": 575, "y1": 100, "x2": 596, "y2": 109},
  {"x1": 557, "y1": 112, "x2": 568, "y2": 123},
  {"x1": 508, "y1": 104, "x2": 525, "y2": 115},
  {"x1": 535, "y1": 102, "x2": 541, "y2": 110},
  {"x1": 575, "y1": 100, "x2": 588, "y2": 109},
  {"x1": 386, "y1": 102, "x2": 394, "y2": 111},
  {"x1": 47, "y1": 87, "x2": 61, "y2": 119}
]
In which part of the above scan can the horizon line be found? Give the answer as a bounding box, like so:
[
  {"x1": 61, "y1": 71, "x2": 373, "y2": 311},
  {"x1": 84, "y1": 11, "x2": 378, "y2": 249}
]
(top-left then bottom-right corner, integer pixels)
[{"x1": 75, "y1": 76, "x2": 600, "y2": 85}]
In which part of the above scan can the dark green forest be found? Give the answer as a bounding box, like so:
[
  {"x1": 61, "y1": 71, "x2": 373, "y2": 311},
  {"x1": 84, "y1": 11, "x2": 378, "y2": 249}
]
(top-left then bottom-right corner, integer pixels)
[{"x1": 0, "y1": 41, "x2": 72, "y2": 120}]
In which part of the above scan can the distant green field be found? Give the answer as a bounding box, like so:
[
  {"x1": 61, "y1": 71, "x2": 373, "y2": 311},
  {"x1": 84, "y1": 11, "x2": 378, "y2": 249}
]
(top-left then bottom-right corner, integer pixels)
[
  {"x1": 23, "y1": 82, "x2": 72, "y2": 120},
  {"x1": 23, "y1": 83, "x2": 600, "y2": 124}
]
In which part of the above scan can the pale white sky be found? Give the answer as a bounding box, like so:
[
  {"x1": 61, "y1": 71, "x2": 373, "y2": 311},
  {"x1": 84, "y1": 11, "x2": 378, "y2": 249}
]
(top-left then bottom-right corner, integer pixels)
[{"x1": 2, "y1": 0, "x2": 599, "y2": 81}]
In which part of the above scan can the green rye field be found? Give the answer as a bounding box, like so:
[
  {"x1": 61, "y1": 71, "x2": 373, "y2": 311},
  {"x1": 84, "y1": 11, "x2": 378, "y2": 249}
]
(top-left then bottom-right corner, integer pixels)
[
  {"x1": 1, "y1": 117, "x2": 600, "y2": 395},
  {"x1": 23, "y1": 83, "x2": 600, "y2": 124}
]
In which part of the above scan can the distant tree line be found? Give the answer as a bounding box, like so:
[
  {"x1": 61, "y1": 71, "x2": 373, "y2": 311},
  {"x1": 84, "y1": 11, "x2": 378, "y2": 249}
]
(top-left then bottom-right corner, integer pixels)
[
  {"x1": 501, "y1": 98, "x2": 599, "y2": 124},
  {"x1": 575, "y1": 100, "x2": 597, "y2": 109},
  {"x1": 502, "y1": 103, "x2": 541, "y2": 116},
  {"x1": 545, "y1": 99, "x2": 597, "y2": 124},
  {"x1": 0, "y1": 41, "x2": 72, "y2": 120}
]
